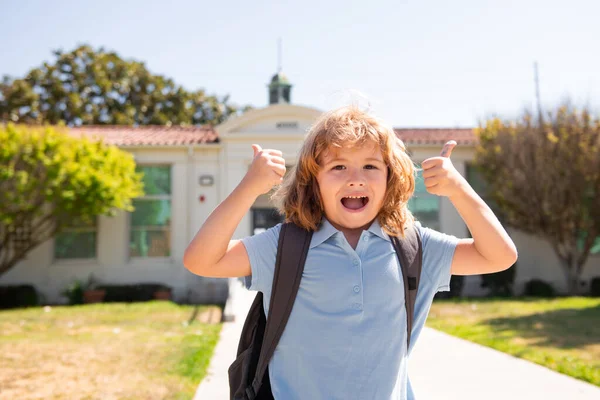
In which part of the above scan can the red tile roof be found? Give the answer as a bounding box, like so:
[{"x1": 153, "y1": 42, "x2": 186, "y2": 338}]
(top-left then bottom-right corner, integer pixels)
[
  {"x1": 64, "y1": 125, "x2": 477, "y2": 147},
  {"x1": 395, "y1": 128, "x2": 476, "y2": 145},
  {"x1": 68, "y1": 125, "x2": 219, "y2": 146}
]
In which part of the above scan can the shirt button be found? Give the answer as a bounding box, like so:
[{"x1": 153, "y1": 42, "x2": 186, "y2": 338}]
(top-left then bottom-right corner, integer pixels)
[
  {"x1": 353, "y1": 259, "x2": 359, "y2": 266},
  {"x1": 363, "y1": 236, "x2": 369, "y2": 241},
  {"x1": 353, "y1": 303, "x2": 362, "y2": 310},
  {"x1": 353, "y1": 285, "x2": 360, "y2": 293}
]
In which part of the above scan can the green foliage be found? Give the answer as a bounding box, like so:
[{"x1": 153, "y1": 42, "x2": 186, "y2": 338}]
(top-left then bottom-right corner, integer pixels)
[
  {"x1": 0, "y1": 123, "x2": 144, "y2": 275},
  {"x1": 98, "y1": 283, "x2": 172, "y2": 302},
  {"x1": 590, "y1": 277, "x2": 600, "y2": 297},
  {"x1": 480, "y1": 261, "x2": 517, "y2": 297},
  {"x1": 475, "y1": 102, "x2": 600, "y2": 294},
  {"x1": 0, "y1": 285, "x2": 39, "y2": 309},
  {"x1": 524, "y1": 279, "x2": 557, "y2": 297},
  {"x1": 0, "y1": 44, "x2": 246, "y2": 126},
  {"x1": 434, "y1": 275, "x2": 464, "y2": 299},
  {"x1": 60, "y1": 280, "x2": 84, "y2": 305}
]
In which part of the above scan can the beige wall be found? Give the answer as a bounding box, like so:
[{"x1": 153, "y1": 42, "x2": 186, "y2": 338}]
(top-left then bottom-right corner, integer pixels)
[
  {"x1": 2, "y1": 104, "x2": 599, "y2": 304},
  {"x1": 1, "y1": 146, "x2": 228, "y2": 304}
]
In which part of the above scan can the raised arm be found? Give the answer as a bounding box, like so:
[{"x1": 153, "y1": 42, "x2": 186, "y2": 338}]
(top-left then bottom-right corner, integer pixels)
[
  {"x1": 183, "y1": 144, "x2": 286, "y2": 278},
  {"x1": 421, "y1": 141, "x2": 518, "y2": 276}
]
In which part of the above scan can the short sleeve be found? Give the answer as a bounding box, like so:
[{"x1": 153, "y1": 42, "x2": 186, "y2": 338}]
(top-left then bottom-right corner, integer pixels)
[
  {"x1": 241, "y1": 223, "x2": 282, "y2": 292},
  {"x1": 417, "y1": 222, "x2": 459, "y2": 292}
]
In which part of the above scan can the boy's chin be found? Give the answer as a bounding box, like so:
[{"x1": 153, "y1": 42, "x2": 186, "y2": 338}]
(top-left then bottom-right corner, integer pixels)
[{"x1": 329, "y1": 212, "x2": 377, "y2": 230}]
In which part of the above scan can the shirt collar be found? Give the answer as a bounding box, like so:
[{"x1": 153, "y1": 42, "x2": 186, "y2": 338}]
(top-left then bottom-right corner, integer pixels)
[
  {"x1": 309, "y1": 217, "x2": 390, "y2": 249},
  {"x1": 309, "y1": 218, "x2": 339, "y2": 249},
  {"x1": 367, "y1": 218, "x2": 391, "y2": 242}
]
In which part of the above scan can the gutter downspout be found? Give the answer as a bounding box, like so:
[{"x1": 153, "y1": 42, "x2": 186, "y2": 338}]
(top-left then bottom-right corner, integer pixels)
[
  {"x1": 186, "y1": 144, "x2": 194, "y2": 303},
  {"x1": 187, "y1": 145, "x2": 194, "y2": 246}
]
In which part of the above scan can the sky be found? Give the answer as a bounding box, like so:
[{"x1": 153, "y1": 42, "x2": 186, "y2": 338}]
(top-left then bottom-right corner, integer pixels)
[{"x1": 2, "y1": 0, "x2": 599, "y2": 127}]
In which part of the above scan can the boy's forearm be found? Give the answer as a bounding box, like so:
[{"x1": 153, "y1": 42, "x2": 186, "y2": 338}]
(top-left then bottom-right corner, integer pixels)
[
  {"x1": 449, "y1": 182, "x2": 517, "y2": 265},
  {"x1": 183, "y1": 182, "x2": 259, "y2": 272}
]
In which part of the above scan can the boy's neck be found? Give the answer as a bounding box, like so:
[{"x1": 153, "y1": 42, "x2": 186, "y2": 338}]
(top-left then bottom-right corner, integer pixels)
[{"x1": 324, "y1": 217, "x2": 376, "y2": 250}]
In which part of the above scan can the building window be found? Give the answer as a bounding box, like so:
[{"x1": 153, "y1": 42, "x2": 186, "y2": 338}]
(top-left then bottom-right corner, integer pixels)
[
  {"x1": 250, "y1": 164, "x2": 289, "y2": 234},
  {"x1": 408, "y1": 170, "x2": 440, "y2": 231},
  {"x1": 129, "y1": 165, "x2": 172, "y2": 257},
  {"x1": 252, "y1": 208, "x2": 284, "y2": 235},
  {"x1": 465, "y1": 163, "x2": 488, "y2": 200},
  {"x1": 54, "y1": 217, "x2": 97, "y2": 259}
]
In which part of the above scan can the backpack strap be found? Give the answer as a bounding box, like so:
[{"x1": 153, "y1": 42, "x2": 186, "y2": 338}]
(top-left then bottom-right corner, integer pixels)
[
  {"x1": 247, "y1": 222, "x2": 312, "y2": 399},
  {"x1": 390, "y1": 223, "x2": 423, "y2": 351}
]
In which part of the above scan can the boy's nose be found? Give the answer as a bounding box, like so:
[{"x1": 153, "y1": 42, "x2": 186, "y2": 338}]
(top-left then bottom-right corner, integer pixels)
[{"x1": 347, "y1": 170, "x2": 366, "y2": 186}]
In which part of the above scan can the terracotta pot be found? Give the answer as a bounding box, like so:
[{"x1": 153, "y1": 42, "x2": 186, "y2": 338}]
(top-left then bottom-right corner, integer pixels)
[
  {"x1": 83, "y1": 289, "x2": 106, "y2": 304},
  {"x1": 153, "y1": 290, "x2": 171, "y2": 300}
]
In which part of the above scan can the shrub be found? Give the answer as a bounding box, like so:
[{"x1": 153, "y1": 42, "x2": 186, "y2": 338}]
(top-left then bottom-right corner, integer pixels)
[
  {"x1": 0, "y1": 285, "x2": 39, "y2": 309},
  {"x1": 0, "y1": 124, "x2": 144, "y2": 279},
  {"x1": 98, "y1": 283, "x2": 172, "y2": 302},
  {"x1": 481, "y1": 261, "x2": 516, "y2": 297},
  {"x1": 61, "y1": 280, "x2": 85, "y2": 305},
  {"x1": 434, "y1": 275, "x2": 464, "y2": 299},
  {"x1": 590, "y1": 277, "x2": 600, "y2": 297},
  {"x1": 524, "y1": 279, "x2": 556, "y2": 297}
]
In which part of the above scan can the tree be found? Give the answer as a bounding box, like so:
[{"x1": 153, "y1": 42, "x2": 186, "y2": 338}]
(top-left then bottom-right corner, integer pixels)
[
  {"x1": 0, "y1": 44, "x2": 245, "y2": 126},
  {"x1": 0, "y1": 123, "x2": 144, "y2": 276},
  {"x1": 474, "y1": 103, "x2": 600, "y2": 295}
]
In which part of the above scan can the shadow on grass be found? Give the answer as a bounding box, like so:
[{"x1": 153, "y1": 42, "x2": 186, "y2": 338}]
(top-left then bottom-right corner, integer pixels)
[
  {"x1": 187, "y1": 305, "x2": 200, "y2": 325},
  {"x1": 481, "y1": 303, "x2": 600, "y2": 350}
]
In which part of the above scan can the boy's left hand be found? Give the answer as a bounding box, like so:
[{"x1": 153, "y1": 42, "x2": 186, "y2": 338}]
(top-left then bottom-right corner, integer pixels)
[{"x1": 421, "y1": 140, "x2": 468, "y2": 198}]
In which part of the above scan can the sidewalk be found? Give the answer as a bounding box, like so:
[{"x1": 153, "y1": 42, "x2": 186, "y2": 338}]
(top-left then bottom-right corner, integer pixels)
[
  {"x1": 193, "y1": 279, "x2": 255, "y2": 400},
  {"x1": 194, "y1": 283, "x2": 600, "y2": 399},
  {"x1": 409, "y1": 328, "x2": 600, "y2": 399}
]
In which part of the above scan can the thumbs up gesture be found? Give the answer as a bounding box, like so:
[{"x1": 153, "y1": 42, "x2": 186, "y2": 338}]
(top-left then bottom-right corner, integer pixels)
[
  {"x1": 421, "y1": 140, "x2": 467, "y2": 198},
  {"x1": 240, "y1": 144, "x2": 287, "y2": 197}
]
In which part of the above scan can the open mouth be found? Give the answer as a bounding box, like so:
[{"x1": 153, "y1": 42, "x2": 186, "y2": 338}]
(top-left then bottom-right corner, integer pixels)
[{"x1": 340, "y1": 195, "x2": 369, "y2": 211}]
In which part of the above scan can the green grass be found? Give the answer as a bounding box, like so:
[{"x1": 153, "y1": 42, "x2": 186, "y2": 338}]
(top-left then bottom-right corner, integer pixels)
[
  {"x1": 0, "y1": 301, "x2": 222, "y2": 399},
  {"x1": 427, "y1": 297, "x2": 600, "y2": 386}
]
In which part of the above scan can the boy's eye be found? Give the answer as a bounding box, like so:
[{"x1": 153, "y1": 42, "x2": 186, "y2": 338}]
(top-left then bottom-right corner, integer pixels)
[
  {"x1": 332, "y1": 165, "x2": 346, "y2": 170},
  {"x1": 365, "y1": 165, "x2": 377, "y2": 170}
]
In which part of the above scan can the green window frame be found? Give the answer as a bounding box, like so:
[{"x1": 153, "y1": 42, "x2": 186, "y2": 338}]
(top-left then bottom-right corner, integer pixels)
[
  {"x1": 54, "y1": 217, "x2": 97, "y2": 260},
  {"x1": 129, "y1": 165, "x2": 172, "y2": 258},
  {"x1": 408, "y1": 169, "x2": 440, "y2": 231}
]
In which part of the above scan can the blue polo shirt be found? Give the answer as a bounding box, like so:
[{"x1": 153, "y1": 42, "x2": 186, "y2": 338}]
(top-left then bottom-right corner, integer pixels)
[{"x1": 242, "y1": 218, "x2": 458, "y2": 400}]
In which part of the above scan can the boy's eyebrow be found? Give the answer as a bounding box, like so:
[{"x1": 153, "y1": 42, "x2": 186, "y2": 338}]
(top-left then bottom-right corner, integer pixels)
[{"x1": 323, "y1": 157, "x2": 385, "y2": 164}]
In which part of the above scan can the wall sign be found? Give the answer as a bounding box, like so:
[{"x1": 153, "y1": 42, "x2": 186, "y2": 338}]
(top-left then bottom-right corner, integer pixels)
[
  {"x1": 199, "y1": 175, "x2": 214, "y2": 186},
  {"x1": 276, "y1": 121, "x2": 298, "y2": 129}
]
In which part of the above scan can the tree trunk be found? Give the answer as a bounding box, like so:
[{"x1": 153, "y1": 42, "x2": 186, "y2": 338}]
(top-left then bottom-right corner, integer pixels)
[
  {"x1": 567, "y1": 268, "x2": 580, "y2": 295},
  {"x1": 558, "y1": 258, "x2": 582, "y2": 296}
]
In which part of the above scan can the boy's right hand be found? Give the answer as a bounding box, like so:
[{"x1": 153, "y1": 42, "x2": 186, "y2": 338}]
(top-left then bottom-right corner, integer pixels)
[{"x1": 241, "y1": 144, "x2": 286, "y2": 196}]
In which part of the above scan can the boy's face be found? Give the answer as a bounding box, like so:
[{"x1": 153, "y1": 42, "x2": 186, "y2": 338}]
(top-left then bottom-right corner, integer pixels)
[{"x1": 316, "y1": 141, "x2": 388, "y2": 233}]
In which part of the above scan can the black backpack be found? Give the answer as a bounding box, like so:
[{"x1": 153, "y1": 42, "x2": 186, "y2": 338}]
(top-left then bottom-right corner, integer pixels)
[{"x1": 228, "y1": 222, "x2": 423, "y2": 400}]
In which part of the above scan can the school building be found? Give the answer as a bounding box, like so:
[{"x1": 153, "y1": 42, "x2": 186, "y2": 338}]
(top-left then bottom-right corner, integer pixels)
[{"x1": 2, "y1": 72, "x2": 599, "y2": 305}]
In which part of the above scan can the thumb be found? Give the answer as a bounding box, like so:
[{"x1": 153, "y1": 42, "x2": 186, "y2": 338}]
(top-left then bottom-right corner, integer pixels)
[
  {"x1": 251, "y1": 144, "x2": 262, "y2": 157},
  {"x1": 440, "y1": 140, "x2": 457, "y2": 158}
]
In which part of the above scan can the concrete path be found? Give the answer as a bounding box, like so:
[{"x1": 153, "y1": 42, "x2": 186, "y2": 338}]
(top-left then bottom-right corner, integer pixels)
[
  {"x1": 193, "y1": 279, "x2": 255, "y2": 400},
  {"x1": 409, "y1": 328, "x2": 599, "y2": 399},
  {"x1": 194, "y1": 281, "x2": 600, "y2": 399}
]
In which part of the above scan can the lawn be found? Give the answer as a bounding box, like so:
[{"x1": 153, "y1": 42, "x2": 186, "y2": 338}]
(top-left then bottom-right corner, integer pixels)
[
  {"x1": 0, "y1": 301, "x2": 223, "y2": 400},
  {"x1": 427, "y1": 297, "x2": 600, "y2": 387}
]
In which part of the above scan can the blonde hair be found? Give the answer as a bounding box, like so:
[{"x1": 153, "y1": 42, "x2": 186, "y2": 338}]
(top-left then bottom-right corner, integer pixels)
[{"x1": 272, "y1": 105, "x2": 416, "y2": 237}]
